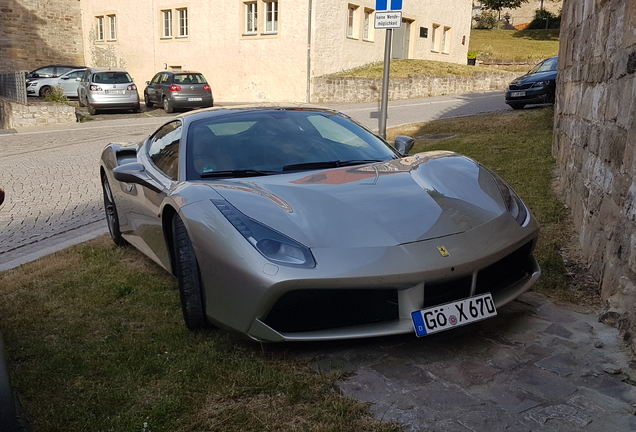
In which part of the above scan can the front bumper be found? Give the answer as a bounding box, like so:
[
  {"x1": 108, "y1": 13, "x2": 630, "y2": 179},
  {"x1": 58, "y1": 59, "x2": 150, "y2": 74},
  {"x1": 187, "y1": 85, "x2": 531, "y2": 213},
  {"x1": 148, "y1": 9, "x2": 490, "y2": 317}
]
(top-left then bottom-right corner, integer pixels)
[
  {"x1": 188, "y1": 207, "x2": 541, "y2": 342},
  {"x1": 505, "y1": 87, "x2": 552, "y2": 106}
]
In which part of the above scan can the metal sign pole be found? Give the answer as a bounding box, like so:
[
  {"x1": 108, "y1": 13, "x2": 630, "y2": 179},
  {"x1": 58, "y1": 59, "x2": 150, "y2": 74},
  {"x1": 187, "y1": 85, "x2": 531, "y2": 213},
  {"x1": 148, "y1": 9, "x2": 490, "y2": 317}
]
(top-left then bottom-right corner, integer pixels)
[{"x1": 379, "y1": 29, "x2": 392, "y2": 140}]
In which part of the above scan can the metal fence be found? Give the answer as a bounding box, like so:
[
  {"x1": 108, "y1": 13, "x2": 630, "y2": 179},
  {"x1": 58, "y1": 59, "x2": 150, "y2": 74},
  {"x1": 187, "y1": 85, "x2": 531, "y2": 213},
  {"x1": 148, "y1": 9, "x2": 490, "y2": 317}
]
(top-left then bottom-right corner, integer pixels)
[{"x1": 0, "y1": 71, "x2": 27, "y2": 104}]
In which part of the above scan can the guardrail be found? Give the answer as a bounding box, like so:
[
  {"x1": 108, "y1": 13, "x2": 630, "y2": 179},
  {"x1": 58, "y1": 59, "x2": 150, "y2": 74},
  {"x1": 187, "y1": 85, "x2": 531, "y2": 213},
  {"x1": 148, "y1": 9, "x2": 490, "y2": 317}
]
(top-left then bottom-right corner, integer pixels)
[{"x1": 0, "y1": 71, "x2": 27, "y2": 104}]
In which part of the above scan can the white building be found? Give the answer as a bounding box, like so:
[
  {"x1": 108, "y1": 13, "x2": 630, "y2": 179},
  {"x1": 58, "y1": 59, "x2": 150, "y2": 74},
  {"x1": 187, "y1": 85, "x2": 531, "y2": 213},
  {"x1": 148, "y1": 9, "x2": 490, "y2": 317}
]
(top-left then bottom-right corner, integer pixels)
[{"x1": 78, "y1": 0, "x2": 473, "y2": 102}]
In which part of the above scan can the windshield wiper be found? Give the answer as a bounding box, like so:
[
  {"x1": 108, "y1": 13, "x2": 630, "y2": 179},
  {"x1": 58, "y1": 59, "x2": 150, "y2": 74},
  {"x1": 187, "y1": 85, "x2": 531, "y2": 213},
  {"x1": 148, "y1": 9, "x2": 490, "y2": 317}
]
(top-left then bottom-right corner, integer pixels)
[
  {"x1": 200, "y1": 169, "x2": 280, "y2": 178},
  {"x1": 282, "y1": 159, "x2": 385, "y2": 172}
]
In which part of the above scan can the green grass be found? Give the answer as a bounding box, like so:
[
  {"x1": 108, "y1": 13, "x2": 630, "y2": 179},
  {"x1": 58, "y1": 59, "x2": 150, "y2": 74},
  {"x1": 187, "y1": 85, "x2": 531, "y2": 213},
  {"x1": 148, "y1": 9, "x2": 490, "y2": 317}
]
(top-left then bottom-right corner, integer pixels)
[
  {"x1": 387, "y1": 107, "x2": 574, "y2": 301},
  {"x1": 469, "y1": 28, "x2": 561, "y2": 60},
  {"x1": 0, "y1": 108, "x2": 578, "y2": 431},
  {"x1": 331, "y1": 59, "x2": 504, "y2": 79}
]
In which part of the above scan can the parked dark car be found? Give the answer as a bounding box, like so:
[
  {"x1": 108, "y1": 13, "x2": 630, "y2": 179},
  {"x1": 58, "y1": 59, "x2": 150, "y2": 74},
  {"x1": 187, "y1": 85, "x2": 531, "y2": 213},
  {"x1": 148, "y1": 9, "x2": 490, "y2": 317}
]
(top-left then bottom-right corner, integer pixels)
[
  {"x1": 505, "y1": 56, "x2": 558, "y2": 110},
  {"x1": 144, "y1": 71, "x2": 213, "y2": 113}
]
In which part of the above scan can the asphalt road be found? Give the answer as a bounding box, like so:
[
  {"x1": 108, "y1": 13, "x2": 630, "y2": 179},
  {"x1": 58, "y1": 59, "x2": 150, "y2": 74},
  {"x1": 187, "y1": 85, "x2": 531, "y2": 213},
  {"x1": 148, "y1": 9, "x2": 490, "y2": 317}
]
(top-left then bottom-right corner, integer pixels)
[{"x1": 2, "y1": 93, "x2": 635, "y2": 431}]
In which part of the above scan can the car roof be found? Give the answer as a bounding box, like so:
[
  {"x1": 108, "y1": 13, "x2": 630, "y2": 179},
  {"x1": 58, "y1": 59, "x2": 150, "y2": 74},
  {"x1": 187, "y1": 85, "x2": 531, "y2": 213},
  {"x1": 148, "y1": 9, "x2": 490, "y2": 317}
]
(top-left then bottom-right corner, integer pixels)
[{"x1": 87, "y1": 67, "x2": 130, "y2": 73}]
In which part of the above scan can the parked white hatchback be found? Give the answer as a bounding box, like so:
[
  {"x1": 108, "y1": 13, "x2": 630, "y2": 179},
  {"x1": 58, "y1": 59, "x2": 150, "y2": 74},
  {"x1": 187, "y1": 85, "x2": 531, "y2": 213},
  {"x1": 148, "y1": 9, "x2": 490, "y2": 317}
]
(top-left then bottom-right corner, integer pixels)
[
  {"x1": 26, "y1": 68, "x2": 86, "y2": 98},
  {"x1": 77, "y1": 67, "x2": 141, "y2": 115}
]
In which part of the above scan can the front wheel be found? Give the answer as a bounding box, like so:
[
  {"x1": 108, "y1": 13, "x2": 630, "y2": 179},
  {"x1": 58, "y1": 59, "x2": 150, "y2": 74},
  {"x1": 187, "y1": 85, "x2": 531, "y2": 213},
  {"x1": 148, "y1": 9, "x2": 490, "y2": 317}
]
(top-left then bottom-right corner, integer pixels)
[
  {"x1": 144, "y1": 93, "x2": 153, "y2": 108},
  {"x1": 172, "y1": 215, "x2": 209, "y2": 330},
  {"x1": 102, "y1": 176, "x2": 125, "y2": 245},
  {"x1": 87, "y1": 104, "x2": 97, "y2": 115},
  {"x1": 77, "y1": 92, "x2": 85, "y2": 107},
  {"x1": 163, "y1": 97, "x2": 174, "y2": 113},
  {"x1": 39, "y1": 86, "x2": 51, "y2": 98}
]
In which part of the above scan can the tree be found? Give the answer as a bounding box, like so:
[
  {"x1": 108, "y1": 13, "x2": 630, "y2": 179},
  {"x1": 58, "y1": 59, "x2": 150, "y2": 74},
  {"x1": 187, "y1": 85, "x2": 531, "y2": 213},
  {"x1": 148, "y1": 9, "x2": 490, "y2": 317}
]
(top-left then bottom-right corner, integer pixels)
[{"x1": 479, "y1": 0, "x2": 529, "y2": 22}]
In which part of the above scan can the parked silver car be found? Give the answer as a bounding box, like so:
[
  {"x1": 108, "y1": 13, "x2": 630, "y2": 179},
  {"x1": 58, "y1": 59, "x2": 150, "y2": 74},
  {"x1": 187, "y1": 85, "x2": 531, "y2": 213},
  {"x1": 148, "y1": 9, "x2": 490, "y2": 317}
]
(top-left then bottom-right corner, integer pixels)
[
  {"x1": 144, "y1": 71, "x2": 214, "y2": 113},
  {"x1": 77, "y1": 68, "x2": 141, "y2": 115},
  {"x1": 27, "y1": 68, "x2": 86, "y2": 98}
]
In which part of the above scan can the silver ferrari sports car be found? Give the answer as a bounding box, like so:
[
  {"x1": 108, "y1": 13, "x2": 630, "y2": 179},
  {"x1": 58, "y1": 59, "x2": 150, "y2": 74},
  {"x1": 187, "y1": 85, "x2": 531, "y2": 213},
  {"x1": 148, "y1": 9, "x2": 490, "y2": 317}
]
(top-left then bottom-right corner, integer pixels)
[{"x1": 100, "y1": 105, "x2": 541, "y2": 342}]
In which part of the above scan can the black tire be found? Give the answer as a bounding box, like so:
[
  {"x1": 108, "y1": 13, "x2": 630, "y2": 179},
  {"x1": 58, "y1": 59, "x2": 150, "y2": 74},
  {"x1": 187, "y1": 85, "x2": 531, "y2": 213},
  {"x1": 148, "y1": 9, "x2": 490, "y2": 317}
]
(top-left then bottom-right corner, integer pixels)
[
  {"x1": 102, "y1": 175, "x2": 125, "y2": 246},
  {"x1": 132, "y1": 105, "x2": 141, "y2": 113},
  {"x1": 144, "y1": 93, "x2": 153, "y2": 108},
  {"x1": 77, "y1": 92, "x2": 85, "y2": 107},
  {"x1": 172, "y1": 215, "x2": 209, "y2": 330},
  {"x1": 163, "y1": 97, "x2": 174, "y2": 113},
  {"x1": 509, "y1": 103, "x2": 525, "y2": 110},
  {"x1": 39, "y1": 86, "x2": 51, "y2": 98},
  {"x1": 87, "y1": 104, "x2": 97, "y2": 115}
]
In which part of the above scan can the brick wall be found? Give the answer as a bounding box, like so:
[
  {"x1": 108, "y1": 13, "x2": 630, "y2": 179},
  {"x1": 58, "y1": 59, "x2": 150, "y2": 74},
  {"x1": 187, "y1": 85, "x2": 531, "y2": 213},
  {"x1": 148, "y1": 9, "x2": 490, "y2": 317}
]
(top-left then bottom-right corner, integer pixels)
[
  {"x1": 0, "y1": 0, "x2": 84, "y2": 73},
  {"x1": 0, "y1": 97, "x2": 76, "y2": 129},
  {"x1": 554, "y1": 0, "x2": 636, "y2": 346},
  {"x1": 311, "y1": 71, "x2": 518, "y2": 104}
]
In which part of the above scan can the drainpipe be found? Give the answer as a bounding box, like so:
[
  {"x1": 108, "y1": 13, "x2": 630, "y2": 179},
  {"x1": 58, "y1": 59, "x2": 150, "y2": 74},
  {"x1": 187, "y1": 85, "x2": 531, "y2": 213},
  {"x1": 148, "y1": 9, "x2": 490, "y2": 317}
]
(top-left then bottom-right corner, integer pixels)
[{"x1": 306, "y1": 0, "x2": 312, "y2": 103}]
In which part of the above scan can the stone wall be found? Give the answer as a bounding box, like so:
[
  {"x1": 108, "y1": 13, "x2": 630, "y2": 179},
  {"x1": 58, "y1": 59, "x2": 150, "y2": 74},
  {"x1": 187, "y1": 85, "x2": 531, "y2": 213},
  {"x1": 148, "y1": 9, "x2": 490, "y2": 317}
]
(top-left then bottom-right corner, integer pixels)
[
  {"x1": 0, "y1": 97, "x2": 76, "y2": 129},
  {"x1": 311, "y1": 71, "x2": 518, "y2": 104},
  {"x1": 553, "y1": 0, "x2": 636, "y2": 347},
  {"x1": 0, "y1": 0, "x2": 84, "y2": 73}
]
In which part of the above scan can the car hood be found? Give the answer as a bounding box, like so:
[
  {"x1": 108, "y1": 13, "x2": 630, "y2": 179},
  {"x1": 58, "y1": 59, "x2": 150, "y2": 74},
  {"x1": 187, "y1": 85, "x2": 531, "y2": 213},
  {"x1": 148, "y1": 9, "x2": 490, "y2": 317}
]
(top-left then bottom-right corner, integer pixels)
[
  {"x1": 512, "y1": 70, "x2": 557, "y2": 85},
  {"x1": 205, "y1": 151, "x2": 509, "y2": 248}
]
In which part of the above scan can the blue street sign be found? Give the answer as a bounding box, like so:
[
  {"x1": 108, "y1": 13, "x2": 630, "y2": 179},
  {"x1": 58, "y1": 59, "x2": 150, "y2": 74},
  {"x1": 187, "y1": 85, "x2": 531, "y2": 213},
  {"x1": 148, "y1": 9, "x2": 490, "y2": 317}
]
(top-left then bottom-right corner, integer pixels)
[{"x1": 376, "y1": 0, "x2": 402, "y2": 11}]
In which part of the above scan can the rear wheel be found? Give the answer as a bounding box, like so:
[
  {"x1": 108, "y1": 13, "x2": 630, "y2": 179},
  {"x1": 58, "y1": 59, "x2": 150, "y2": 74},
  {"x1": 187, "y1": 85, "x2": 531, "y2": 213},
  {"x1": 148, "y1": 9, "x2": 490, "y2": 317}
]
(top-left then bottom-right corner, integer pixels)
[
  {"x1": 87, "y1": 104, "x2": 97, "y2": 115},
  {"x1": 144, "y1": 93, "x2": 153, "y2": 108},
  {"x1": 77, "y1": 92, "x2": 85, "y2": 106},
  {"x1": 132, "y1": 105, "x2": 141, "y2": 113},
  {"x1": 163, "y1": 97, "x2": 174, "y2": 113},
  {"x1": 102, "y1": 176, "x2": 125, "y2": 245},
  {"x1": 172, "y1": 215, "x2": 209, "y2": 330},
  {"x1": 509, "y1": 103, "x2": 525, "y2": 110}
]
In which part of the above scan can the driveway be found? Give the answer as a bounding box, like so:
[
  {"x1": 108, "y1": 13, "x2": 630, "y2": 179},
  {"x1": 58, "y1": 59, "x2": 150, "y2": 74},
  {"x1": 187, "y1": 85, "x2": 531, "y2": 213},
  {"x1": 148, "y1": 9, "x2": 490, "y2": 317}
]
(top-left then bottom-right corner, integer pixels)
[{"x1": 1, "y1": 93, "x2": 635, "y2": 431}]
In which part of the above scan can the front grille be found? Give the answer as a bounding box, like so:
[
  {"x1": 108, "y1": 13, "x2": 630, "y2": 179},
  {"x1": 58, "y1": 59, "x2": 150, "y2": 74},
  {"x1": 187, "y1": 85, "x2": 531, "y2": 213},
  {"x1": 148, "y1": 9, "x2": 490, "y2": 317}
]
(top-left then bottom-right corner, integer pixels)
[
  {"x1": 475, "y1": 241, "x2": 534, "y2": 295},
  {"x1": 423, "y1": 276, "x2": 472, "y2": 307},
  {"x1": 509, "y1": 83, "x2": 533, "y2": 90},
  {"x1": 263, "y1": 289, "x2": 399, "y2": 333}
]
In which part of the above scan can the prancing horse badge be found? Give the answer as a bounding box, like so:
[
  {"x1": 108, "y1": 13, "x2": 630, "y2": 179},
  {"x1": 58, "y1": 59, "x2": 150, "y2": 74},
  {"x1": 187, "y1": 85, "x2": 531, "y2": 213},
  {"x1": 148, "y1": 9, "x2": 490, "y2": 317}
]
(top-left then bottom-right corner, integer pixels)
[{"x1": 437, "y1": 246, "x2": 450, "y2": 257}]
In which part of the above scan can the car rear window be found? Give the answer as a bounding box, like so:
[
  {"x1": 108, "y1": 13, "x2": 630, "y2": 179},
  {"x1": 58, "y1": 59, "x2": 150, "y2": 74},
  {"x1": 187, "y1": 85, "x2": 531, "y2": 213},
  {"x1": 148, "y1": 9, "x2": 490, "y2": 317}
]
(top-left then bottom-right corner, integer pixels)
[
  {"x1": 173, "y1": 74, "x2": 207, "y2": 84},
  {"x1": 92, "y1": 72, "x2": 133, "y2": 84}
]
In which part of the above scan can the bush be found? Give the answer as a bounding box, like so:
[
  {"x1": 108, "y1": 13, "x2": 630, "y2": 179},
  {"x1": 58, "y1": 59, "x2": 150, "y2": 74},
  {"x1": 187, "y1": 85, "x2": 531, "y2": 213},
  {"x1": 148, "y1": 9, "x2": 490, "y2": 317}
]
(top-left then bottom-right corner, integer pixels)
[
  {"x1": 43, "y1": 85, "x2": 68, "y2": 104},
  {"x1": 527, "y1": 9, "x2": 561, "y2": 30},
  {"x1": 473, "y1": 10, "x2": 498, "y2": 29}
]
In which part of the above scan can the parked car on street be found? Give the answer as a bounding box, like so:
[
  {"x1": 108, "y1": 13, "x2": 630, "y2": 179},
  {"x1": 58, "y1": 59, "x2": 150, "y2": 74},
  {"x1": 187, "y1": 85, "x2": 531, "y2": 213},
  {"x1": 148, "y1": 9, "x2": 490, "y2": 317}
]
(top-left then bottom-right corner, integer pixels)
[
  {"x1": 25, "y1": 64, "x2": 83, "y2": 83},
  {"x1": 100, "y1": 105, "x2": 541, "y2": 342},
  {"x1": 505, "y1": 56, "x2": 558, "y2": 110},
  {"x1": 26, "y1": 68, "x2": 86, "y2": 98},
  {"x1": 144, "y1": 71, "x2": 213, "y2": 113},
  {"x1": 77, "y1": 68, "x2": 141, "y2": 115}
]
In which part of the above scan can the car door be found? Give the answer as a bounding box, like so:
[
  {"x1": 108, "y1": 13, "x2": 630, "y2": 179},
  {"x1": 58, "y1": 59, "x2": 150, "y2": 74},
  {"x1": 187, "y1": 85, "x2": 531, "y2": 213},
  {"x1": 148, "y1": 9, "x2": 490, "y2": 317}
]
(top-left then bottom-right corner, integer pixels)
[
  {"x1": 156, "y1": 73, "x2": 171, "y2": 103},
  {"x1": 58, "y1": 69, "x2": 85, "y2": 96},
  {"x1": 123, "y1": 120, "x2": 182, "y2": 268},
  {"x1": 146, "y1": 73, "x2": 162, "y2": 103}
]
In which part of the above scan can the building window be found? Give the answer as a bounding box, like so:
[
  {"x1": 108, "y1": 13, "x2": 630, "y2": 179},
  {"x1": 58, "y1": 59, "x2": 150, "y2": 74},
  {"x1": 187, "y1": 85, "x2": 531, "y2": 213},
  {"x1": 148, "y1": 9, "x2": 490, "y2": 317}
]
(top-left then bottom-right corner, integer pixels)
[
  {"x1": 347, "y1": 5, "x2": 358, "y2": 39},
  {"x1": 245, "y1": 2, "x2": 257, "y2": 34},
  {"x1": 431, "y1": 24, "x2": 440, "y2": 52},
  {"x1": 96, "y1": 16, "x2": 104, "y2": 41},
  {"x1": 363, "y1": 9, "x2": 373, "y2": 41},
  {"x1": 442, "y1": 26, "x2": 451, "y2": 53},
  {"x1": 177, "y1": 8, "x2": 188, "y2": 37},
  {"x1": 162, "y1": 10, "x2": 173, "y2": 38},
  {"x1": 108, "y1": 15, "x2": 117, "y2": 40},
  {"x1": 264, "y1": 1, "x2": 278, "y2": 33}
]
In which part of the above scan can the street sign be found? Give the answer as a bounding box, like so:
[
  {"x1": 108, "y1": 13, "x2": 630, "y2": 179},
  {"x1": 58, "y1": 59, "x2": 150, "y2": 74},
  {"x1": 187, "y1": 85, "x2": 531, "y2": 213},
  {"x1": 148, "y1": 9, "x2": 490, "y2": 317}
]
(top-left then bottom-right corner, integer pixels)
[
  {"x1": 376, "y1": 0, "x2": 403, "y2": 11},
  {"x1": 375, "y1": 11, "x2": 402, "y2": 29}
]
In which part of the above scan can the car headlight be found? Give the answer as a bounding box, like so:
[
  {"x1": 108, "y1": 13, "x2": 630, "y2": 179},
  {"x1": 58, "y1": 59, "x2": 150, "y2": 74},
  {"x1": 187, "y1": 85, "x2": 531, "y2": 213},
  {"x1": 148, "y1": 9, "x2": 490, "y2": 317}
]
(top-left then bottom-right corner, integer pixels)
[
  {"x1": 212, "y1": 199, "x2": 316, "y2": 268},
  {"x1": 532, "y1": 81, "x2": 551, "y2": 87},
  {"x1": 485, "y1": 169, "x2": 528, "y2": 226},
  {"x1": 28, "y1": 82, "x2": 38, "y2": 87}
]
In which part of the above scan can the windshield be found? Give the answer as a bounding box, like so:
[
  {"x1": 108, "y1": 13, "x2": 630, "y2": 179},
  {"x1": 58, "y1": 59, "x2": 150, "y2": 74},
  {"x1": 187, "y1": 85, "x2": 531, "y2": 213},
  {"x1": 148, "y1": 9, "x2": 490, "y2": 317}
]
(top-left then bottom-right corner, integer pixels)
[
  {"x1": 528, "y1": 57, "x2": 558, "y2": 74},
  {"x1": 92, "y1": 71, "x2": 133, "y2": 84},
  {"x1": 186, "y1": 109, "x2": 399, "y2": 180}
]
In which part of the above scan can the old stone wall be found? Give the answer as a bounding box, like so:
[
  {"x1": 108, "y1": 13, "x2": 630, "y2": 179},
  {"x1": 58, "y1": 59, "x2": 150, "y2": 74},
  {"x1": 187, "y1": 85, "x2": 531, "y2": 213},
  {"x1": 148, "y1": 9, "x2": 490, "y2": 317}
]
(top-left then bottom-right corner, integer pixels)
[
  {"x1": 311, "y1": 71, "x2": 518, "y2": 104},
  {"x1": 0, "y1": 97, "x2": 76, "y2": 129},
  {"x1": 0, "y1": 0, "x2": 84, "y2": 73},
  {"x1": 554, "y1": 0, "x2": 636, "y2": 346}
]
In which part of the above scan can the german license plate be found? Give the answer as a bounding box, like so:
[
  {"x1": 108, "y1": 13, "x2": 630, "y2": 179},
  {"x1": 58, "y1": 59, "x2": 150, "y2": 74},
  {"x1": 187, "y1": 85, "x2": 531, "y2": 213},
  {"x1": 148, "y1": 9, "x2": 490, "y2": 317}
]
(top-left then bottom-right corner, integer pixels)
[
  {"x1": 105, "y1": 90, "x2": 123, "y2": 94},
  {"x1": 411, "y1": 293, "x2": 497, "y2": 337},
  {"x1": 510, "y1": 91, "x2": 525, "y2": 97},
  {"x1": 187, "y1": 97, "x2": 202, "y2": 101}
]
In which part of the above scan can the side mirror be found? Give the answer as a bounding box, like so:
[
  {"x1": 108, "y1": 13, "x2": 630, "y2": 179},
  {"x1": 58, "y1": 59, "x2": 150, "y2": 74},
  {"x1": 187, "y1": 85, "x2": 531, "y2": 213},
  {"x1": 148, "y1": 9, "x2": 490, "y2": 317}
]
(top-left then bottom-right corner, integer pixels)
[
  {"x1": 61, "y1": 77, "x2": 69, "y2": 80},
  {"x1": 113, "y1": 163, "x2": 163, "y2": 193},
  {"x1": 394, "y1": 136, "x2": 415, "y2": 156},
  {"x1": 145, "y1": 81, "x2": 151, "y2": 85}
]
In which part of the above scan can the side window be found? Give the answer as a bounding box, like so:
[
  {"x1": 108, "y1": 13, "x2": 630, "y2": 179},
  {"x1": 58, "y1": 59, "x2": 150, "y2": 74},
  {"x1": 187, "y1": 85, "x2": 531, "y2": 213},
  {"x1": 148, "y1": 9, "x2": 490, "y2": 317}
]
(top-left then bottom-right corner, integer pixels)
[
  {"x1": 160, "y1": 74, "x2": 170, "y2": 84},
  {"x1": 148, "y1": 121, "x2": 182, "y2": 180},
  {"x1": 151, "y1": 73, "x2": 161, "y2": 84}
]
